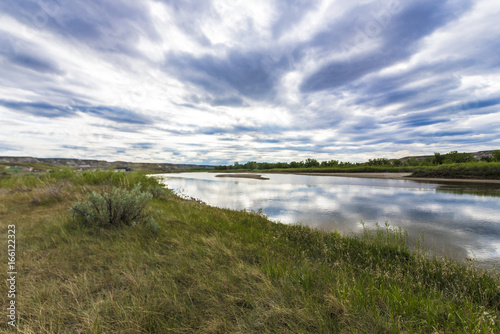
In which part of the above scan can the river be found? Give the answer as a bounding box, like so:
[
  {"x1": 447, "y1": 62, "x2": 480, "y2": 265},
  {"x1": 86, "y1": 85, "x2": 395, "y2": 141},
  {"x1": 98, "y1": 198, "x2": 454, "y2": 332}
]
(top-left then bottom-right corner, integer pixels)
[{"x1": 156, "y1": 172, "x2": 500, "y2": 268}]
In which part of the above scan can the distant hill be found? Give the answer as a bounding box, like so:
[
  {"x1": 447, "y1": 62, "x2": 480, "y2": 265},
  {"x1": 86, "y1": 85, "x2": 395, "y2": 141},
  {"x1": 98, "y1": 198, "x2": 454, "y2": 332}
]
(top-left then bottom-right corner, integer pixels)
[
  {"x1": 2, "y1": 150, "x2": 498, "y2": 171},
  {"x1": 0, "y1": 156, "x2": 213, "y2": 172}
]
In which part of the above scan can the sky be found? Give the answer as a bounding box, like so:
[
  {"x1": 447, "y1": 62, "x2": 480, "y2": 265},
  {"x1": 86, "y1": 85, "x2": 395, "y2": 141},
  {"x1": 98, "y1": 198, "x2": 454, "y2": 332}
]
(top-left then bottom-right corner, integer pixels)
[{"x1": 1, "y1": 0, "x2": 500, "y2": 165}]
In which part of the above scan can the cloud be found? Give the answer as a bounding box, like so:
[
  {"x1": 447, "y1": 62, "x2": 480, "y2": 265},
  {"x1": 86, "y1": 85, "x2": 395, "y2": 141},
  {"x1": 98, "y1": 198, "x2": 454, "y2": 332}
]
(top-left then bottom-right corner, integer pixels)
[
  {"x1": 0, "y1": 0, "x2": 499, "y2": 164},
  {"x1": 77, "y1": 106, "x2": 153, "y2": 125},
  {"x1": 0, "y1": 33, "x2": 63, "y2": 74},
  {"x1": 61, "y1": 145, "x2": 89, "y2": 151},
  {"x1": 300, "y1": 0, "x2": 471, "y2": 93},
  {"x1": 0, "y1": 99, "x2": 152, "y2": 126},
  {"x1": 0, "y1": 100, "x2": 71, "y2": 118},
  {"x1": 155, "y1": 0, "x2": 214, "y2": 46},
  {"x1": 164, "y1": 50, "x2": 291, "y2": 100},
  {"x1": 0, "y1": 143, "x2": 22, "y2": 152},
  {"x1": 0, "y1": 0, "x2": 159, "y2": 56},
  {"x1": 130, "y1": 142, "x2": 154, "y2": 150},
  {"x1": 271, "y1": 0, "x2": 322, "y2": 39}
]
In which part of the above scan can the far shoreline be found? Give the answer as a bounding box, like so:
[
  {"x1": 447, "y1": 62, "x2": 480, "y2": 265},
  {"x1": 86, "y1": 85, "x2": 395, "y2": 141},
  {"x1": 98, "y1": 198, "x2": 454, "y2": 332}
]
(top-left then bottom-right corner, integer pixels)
[
  {"x1": 293, "y1": 172, "x2": 500, "y2": 184},
  {"x1": 211, "y1": 171, "x2": 500, "y2": 184}
]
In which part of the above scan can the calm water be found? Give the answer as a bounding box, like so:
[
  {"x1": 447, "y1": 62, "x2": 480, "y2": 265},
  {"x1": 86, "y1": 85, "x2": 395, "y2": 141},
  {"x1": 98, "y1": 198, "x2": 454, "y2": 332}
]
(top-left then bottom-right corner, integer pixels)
[{"x1": 156, "y1": 172, "x2": 500, "y2": 268}]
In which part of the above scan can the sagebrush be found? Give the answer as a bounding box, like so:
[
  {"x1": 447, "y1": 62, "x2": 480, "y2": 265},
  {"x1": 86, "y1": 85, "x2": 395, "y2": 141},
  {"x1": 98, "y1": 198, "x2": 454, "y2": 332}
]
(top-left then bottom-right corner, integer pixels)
[{"x1": 71, "y1": 183, "x2": 158, "y2": 229}]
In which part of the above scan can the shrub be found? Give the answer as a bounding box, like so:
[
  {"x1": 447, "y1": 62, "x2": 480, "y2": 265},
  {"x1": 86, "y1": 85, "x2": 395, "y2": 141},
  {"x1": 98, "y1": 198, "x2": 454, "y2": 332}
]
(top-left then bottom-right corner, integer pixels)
[
  {"x1": 410, "y1": 162, "x2": 500, "y2": 179},
  {"x1": 71, "y1": 183, "x2": 158, "y2": 230},
  {"x1": 147, "y1": 184, "x2": 170, "y2": 199},
  {"x1": 493, "y1": 150, "x2": 500, "y2": 162}
]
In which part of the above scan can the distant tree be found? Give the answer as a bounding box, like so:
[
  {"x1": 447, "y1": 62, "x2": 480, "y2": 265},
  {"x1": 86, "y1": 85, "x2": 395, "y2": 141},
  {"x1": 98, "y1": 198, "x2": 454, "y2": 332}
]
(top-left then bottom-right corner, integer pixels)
[
  {"x1": 322, "y1": 160, "x2": 339, "y2": 167},
  {"x1": 367, "y1": 158, "x2": 390, "y2": 166},
  {"x1": 244, "y1": 161, "x2": 258, "y2": 170},
  {"x1": 275, "y1": 162, "x2": 290, "y2": 169},
  {"x1": 444, "y1": 151, "x2": 475, "y2": 164},
  {"x1": 420, "y1": 157, "x2": 435, "y2": 166},
  {"x1": 258, "y1": 162, "x2": 273, "y2": 170},
  {"x1": 304, "y1": 158, "x2": 320, "y2": 168},
  {"x1": 404, "y1": 158, "x2": 420, "y2": 166},
  {"x1": 434, "y1": 152, "x2": 444, "y2": 165},
  {"x1": 392, "y1": 159, "x2": 403, "y2": 167},
  {"x1": 492, "y1": 150, "x2": 500, "y2": 162},
  {"x1": 290, "y1": 161, "x2": 303, "y2": 168}
]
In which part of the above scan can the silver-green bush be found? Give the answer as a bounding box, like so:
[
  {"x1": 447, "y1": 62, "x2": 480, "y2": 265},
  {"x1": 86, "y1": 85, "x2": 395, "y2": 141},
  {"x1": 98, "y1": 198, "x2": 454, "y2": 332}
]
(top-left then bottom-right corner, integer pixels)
[{"x1": 71, "y1": 183, "x2": 158, "y2": 229}]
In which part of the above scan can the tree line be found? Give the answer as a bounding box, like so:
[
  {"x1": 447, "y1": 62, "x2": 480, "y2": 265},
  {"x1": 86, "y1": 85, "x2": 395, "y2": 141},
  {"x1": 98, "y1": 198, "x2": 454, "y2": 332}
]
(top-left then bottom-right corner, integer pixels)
[{"x1": 215, "y1": 151, "x2": 500, "y2": 171}]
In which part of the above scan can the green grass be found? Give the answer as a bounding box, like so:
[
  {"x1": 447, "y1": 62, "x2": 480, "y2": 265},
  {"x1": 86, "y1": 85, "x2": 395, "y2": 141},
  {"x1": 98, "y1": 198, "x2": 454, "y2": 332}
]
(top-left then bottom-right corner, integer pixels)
[
  {"x1": 0, "y1": 172, "x2": 498, "y2": 333},
  {"x1": 218, "y1": 162, "x2": 500, "y2": 180},
  {"x1": 224, "y1": 166, "x2": 416, "y2": 174},
  {"x1": 410, "y1": 162, "x2": 500, "y2": 179}
]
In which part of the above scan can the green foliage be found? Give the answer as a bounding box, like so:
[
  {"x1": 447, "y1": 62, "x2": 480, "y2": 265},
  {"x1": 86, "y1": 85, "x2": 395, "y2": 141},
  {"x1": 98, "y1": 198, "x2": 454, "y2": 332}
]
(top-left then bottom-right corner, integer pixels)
[
  {"x1": 214, "y1": 150, "x2": 500, "y2": 175},
  {"x1": 367, "y1": 158, "x2": 390, "y2": 166},
  {"x1": 434, "y1": 152, "x2": 444, "y2": 165},
  {"x1": 0, "y1": 169, "x2": 166, "y2": 193},
  {"x1": 267, "y1": 166, "x2": 415, "y2": 173},
  {"x1": 304, "y1": 158, "x2": 320, "y2": 168},
  {"x1": 411, "y1": 162, "x2": 500, "y2": 179},
  {"x1": 71, "y1": 183, "x2": 158, "y2": 229},
  {"x1": 443, "y1": 151, "x2": 476, "y2": 164},
  {"x1": 404, "y1": 157, "x2": 420, "y2": 166},
  {"x1": 290, "y1": 160, "x2": 304, "y2": 168},
  {"x1": 320, "y1": 159, "x2": 340, "y2": 167},
  {"x1": 392, "y1": 159, "x2": 403, "y2": 166},
  {"x1": 493, "y1": 150, "x2": 500, "y2": 162}
]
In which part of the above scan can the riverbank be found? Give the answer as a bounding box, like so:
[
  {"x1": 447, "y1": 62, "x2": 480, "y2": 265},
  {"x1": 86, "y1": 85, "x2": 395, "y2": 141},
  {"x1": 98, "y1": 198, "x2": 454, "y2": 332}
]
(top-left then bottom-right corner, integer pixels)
[
  {"x1": 0, "y1": 171, "x2": 498, "y2": 333},
  {"x1": 296, "y1": 172, "x2": 500, "y2": 184},
  {"x1": 216, "y1": 162, "x2": 500, "y2": 181}
]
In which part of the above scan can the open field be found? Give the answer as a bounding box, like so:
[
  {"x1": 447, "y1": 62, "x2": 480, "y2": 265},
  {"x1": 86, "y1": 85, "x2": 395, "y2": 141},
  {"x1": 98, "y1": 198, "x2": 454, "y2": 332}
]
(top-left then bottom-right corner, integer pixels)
[{"x1": 0, "y1": 171, "x2": 499, "y2": 333}]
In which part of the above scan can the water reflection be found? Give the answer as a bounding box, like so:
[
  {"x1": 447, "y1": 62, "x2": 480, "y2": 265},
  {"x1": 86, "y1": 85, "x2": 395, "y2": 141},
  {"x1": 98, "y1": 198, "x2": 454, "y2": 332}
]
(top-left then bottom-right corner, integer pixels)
[{"x1": 157, "y1": 173, "x2": 500, "y2": 268}]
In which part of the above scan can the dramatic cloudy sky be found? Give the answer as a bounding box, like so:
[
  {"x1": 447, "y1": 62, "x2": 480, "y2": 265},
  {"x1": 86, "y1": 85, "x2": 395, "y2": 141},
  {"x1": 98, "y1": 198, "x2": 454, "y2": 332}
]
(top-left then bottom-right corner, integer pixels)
[{"x1": 1, "y1": 0, "x2": 500, "y2": 164}]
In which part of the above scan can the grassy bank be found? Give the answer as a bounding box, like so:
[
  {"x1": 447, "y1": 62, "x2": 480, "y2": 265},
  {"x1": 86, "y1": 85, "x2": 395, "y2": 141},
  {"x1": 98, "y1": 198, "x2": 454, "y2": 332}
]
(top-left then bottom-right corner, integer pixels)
[
  {"x1": 1, "y1": 171, "x2": 499, "y2": 333},
  {"x1": 217, "y1": 162, "x2": 500, "y2": 180},
  {"x1": 410, "y1": 162, "x2": 500, "y2": 180},
  {"x1": 224, "y1": 166, "x2": 416, "y2": 174}
]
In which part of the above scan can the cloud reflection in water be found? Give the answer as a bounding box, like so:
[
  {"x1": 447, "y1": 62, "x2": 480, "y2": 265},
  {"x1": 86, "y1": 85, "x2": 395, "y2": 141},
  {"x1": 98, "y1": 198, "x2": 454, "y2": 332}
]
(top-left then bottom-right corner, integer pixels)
[{"x1": 159, "y1": 173, "x2": 500, "y2": 267}]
